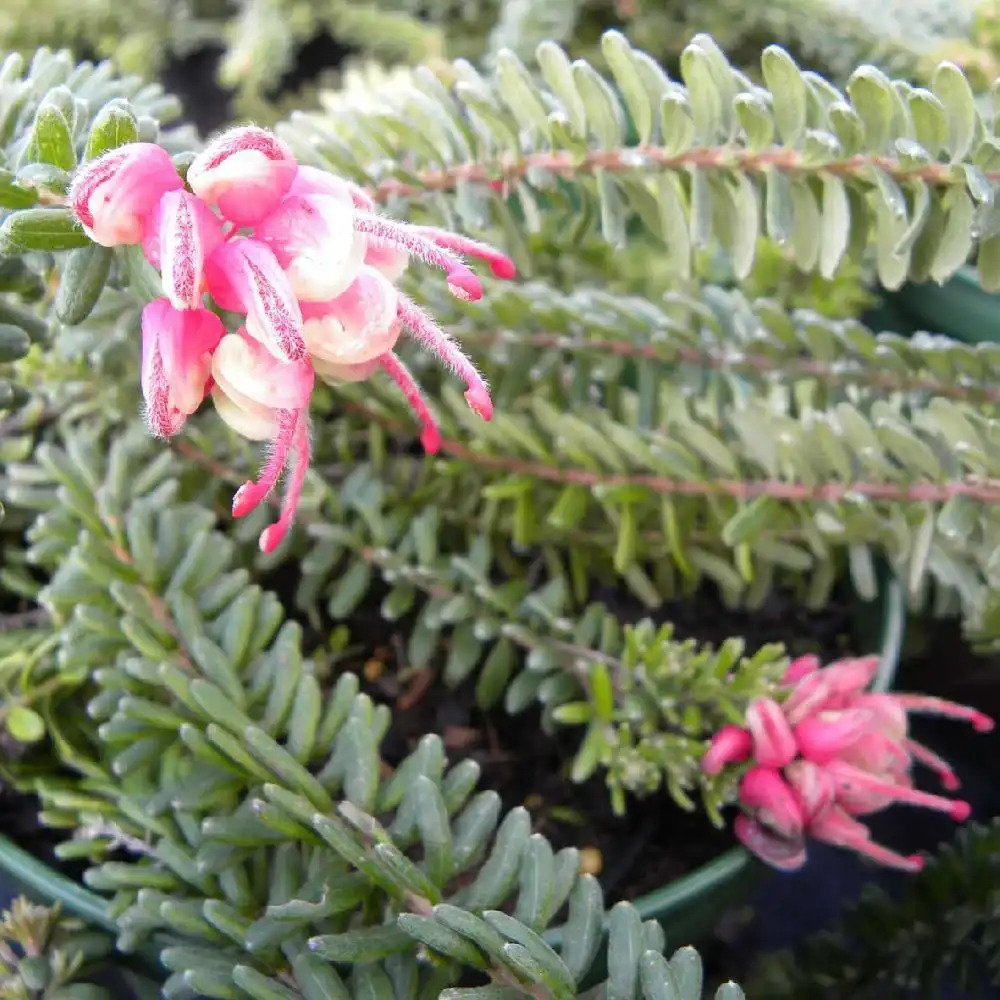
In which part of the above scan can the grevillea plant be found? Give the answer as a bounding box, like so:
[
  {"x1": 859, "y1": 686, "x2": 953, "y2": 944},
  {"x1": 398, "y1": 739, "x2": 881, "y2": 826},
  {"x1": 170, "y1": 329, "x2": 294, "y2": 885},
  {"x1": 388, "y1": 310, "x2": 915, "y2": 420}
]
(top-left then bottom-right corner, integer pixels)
[
  {"x1": 67, "y1": 125, "x2": 515, "y2": 553},
  {"x1": 1, "y1": 14, "x2": 1000, "y2": 999}
]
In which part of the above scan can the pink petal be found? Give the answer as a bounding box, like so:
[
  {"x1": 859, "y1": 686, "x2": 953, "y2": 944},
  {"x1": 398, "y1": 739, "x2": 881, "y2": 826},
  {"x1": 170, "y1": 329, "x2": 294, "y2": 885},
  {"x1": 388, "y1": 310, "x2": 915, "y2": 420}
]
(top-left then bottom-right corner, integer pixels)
[
  {"x1": 734, "y1": 814, "x2": 807, "y2": 871},
  {"x1": 187, "y1": 125, "x2": 298, "y2": 226},
  {"x1": 142, "y1": 190, "x2": 225, "y2": 310},
  {"x1": 783, "y1": 759, "x2": 836, "y2": 821},
  {"x1": 206, "y1": 238, "x2": 306, "y2": 362},
  {"x1": 701, "y1": 724, "x2": 752, "y2": 775},
  {"x1": 70, "y1": 143, "x2": 182, "y2": 246},
  {"x1": 140, "y1": 299, "x2": 225, "y2": 437},
  {"x1": 793, "y1": 708, "x2": 874, "y2": 764},
  {"x1": 300, "y1": 267, "x2": 400, "y2": 367},
  {"x1": 745, "y1": 697, "x2": 797, "y2": 768},
  {"x1": 739, "y1": 766, "x2": 805, "y2": 839},
  {"x1": 256, "y1": 192, "x2": 367, "y2": 301},
  {"x1": 211, "y1": 328, "x2": 314, "y2": 414},
  {"x1": 782, "y1": 654, "x2": 821, "y2": 684}
]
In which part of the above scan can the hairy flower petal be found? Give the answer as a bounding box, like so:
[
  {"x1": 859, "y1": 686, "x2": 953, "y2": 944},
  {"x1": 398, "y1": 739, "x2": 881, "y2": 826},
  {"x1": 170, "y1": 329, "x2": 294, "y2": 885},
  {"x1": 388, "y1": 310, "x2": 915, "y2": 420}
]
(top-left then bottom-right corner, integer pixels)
[
  {"x1": 70, "y1": 143, "x2": 182, "y2": 246},
  {"x1": 140, "y1": 299, "x2": 225, "y2": 437},
  {"x1": 187, "y1": 125, "x2": 297, "y2": 225}
]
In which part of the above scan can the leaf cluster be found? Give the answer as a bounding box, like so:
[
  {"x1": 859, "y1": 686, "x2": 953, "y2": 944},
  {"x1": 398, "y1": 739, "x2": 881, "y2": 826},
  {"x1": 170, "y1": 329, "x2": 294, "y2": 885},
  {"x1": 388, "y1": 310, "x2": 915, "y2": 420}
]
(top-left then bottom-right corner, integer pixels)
[{"x1": 0, "y1": 426, "x2": 751, "y2": 1000}]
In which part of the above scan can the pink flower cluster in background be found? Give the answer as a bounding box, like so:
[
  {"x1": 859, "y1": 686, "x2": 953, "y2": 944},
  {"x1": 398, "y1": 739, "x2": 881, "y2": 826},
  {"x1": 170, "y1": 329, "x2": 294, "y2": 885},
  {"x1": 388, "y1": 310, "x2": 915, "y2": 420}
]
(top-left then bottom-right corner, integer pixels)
[
  {"x1": 69, "y1": 127, "x2": 515, "y2": 552},
  {"x1": 702, "y1": 654, "x2": 994, "y2": 872}
]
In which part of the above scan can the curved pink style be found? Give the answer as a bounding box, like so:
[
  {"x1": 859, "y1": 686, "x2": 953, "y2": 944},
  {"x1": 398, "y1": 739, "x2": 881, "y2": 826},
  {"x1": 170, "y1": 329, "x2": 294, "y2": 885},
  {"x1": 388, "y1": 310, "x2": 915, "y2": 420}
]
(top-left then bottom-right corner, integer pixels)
[
  {"x1": 140, "y1": 299, "x2": 225, "y2": 437},
  {"x1": 70, "y1": 143, "x2": 183, "y2": 247}
]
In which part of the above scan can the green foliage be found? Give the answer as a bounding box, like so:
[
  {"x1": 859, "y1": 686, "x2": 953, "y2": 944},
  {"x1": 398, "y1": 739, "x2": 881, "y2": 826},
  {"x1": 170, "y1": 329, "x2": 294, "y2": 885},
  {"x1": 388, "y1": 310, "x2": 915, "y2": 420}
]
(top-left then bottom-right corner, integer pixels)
[
  {"x1": 3, "y1": 17, "x2": 1000, "y2": 1000},
  {"x1": 751, "y1": 819, "x2": 1000, "y2": 998},
  {"x1": 0, "y1": 426, "x2": 749, "y2": 999},
  {"x1": 0, "y1": 896, "x2": 115, "y2": 999},
  {"x1": 285, "y1": 33, "x2": 1000, "y2": 292}
]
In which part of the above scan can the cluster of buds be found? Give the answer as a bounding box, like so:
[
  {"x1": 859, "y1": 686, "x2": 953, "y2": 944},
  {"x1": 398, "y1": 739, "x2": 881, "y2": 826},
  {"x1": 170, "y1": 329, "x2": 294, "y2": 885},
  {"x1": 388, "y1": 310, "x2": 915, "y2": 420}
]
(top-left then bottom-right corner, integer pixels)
[
  {"x1": 69, "y1": 127, "x2": 515, "y2": 552},
  {"x1": 702, "y1": 654, "x2": 993, "y2": 872}
]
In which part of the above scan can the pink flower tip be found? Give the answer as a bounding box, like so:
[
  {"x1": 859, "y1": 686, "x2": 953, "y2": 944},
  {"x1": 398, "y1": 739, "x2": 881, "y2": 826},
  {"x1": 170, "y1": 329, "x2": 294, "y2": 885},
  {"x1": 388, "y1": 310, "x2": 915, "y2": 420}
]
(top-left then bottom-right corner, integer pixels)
[
  {"x1": 259, "y1": 522, "x2": 290, "y2": 554},
  {"x1": 465, "y1": 386, "x2": 493, "y2": 421},
  {"x1": 905, "y1": 854, "x2": 925, "y2": 872},
  {"x1": 949, "y1": 800, "x2": 972, "y2": 822},
  {"x1": 702, "y1": 724, "x2": 752, "y2": 775},
  {"x1": 232, "y1": 482, "x2": 261, "y2": 518},
  {"x1": 488, "y1": 255, "x2": 518, "y2": 280},
  {"x1": 421, "y1": 426, "x2": 442, "y2": 455},
  {"x1": 941, "y1": 773, "x2": 961, "y2": 792},
  {"x1": 973, "y1": 713, "x2": 995, "y2": 733},
  {"x1": 447, "y1": 270, "x2": 483, "y2": 302}
]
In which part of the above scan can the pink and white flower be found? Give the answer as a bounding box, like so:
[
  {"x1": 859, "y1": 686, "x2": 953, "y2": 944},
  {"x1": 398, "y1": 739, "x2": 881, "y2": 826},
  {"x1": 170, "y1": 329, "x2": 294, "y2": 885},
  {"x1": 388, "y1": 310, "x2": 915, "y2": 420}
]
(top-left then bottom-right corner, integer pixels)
[
  {"x1": 68, "y1": 124, "x2": 516, "y2": 551},
  {"x1": 186, "y1": 126, "x2": 298, "y2": 226}
]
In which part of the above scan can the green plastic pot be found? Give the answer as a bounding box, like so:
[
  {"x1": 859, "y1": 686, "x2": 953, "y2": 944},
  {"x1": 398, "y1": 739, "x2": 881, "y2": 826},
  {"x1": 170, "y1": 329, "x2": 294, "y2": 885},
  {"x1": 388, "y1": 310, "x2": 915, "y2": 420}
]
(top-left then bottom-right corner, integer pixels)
[
  {"x1": 0, "y1": 579, "x2": 906, "y2": 982},
  {"x1": 888, "y1": 265, "x2": 1000, "y2": 345}
]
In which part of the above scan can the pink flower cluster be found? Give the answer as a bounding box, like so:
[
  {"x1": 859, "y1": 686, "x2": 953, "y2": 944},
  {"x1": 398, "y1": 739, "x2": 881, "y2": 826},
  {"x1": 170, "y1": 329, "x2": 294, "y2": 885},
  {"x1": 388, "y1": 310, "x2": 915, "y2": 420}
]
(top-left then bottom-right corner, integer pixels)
[
  {"x1": 69, "y1": 127, "x2": 515, "y2": 552},
  {"x1": 702, "y1": 654, "x2": 993, "y2": 872}
]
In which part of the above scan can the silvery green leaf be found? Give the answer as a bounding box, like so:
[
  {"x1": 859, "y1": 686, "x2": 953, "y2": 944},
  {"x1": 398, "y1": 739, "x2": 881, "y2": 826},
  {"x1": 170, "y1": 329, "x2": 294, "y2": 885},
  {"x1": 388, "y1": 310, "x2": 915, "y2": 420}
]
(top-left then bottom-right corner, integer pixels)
[
  {"x1": 846, "y1": 65, "x2": 894, "y2": 151},
  {"x1": 908, "y1": 88, "x2": 948, "y2": 159},
  {"x1": 931, "y1": 61, "x2": 976, "y2": 161},
  {"x1": 572, "y1": 60, "x2": 624, "y2": 148},
  {"x1": 819, "y1": 174, "x2": 850, "y2": 278},
  {"x1": 764, "y1": 167, "x2": 794, "y2": 246},
  {"x1": 761, "y1": 46, "x2": 807, "y2": 145},
  {"x1": 679, "y1": 43, "x2": 723, "y2": 144},
  {"x1": 929, "y1": 187, "x2": 974, "y2": 282},
  {"x1": 734, "y1": 94, "x2": 773, "y2": 152},
  {"x1": 536, "y1": 41, "x2": 586, "y2": 135},
  {"x1": 828, "y1": 101, "x2": 864, "y2": 156},
  {"x1": 659, "y1": 94, "x2": 695, "y2": 156},
  {"x1": 602, "y1": 31, "x2": 654, "y2": 145},
  {"x1": 790, "y1": 179, "x2": 821, "y2": 271}
]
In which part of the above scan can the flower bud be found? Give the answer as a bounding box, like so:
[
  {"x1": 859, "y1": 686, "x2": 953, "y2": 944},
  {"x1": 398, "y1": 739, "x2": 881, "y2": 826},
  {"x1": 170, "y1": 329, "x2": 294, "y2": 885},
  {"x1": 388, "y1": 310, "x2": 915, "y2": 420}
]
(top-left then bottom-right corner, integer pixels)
[
  {"x1": 300, "y1": 266, "x2": 400, "y2": 367},
  {"x1": 187, "y1": 125, "x2": 298, "y2": 226},
  {"x1": 140, "y1": 299, "x2": 225, "y2": 437},
  {"x1": 70, "y1": 143, "x2": 182, "y2": 246}
]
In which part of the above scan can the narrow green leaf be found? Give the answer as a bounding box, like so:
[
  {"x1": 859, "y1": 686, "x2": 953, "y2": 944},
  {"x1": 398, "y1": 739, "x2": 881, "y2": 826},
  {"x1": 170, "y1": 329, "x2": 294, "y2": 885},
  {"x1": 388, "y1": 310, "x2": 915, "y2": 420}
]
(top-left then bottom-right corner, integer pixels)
[
  {"x1": 761, "y1": 47, "x2": 807, "y2": 145},
  {"x1": 0, "y1": 208, "x2": 89, "y2": 253}
]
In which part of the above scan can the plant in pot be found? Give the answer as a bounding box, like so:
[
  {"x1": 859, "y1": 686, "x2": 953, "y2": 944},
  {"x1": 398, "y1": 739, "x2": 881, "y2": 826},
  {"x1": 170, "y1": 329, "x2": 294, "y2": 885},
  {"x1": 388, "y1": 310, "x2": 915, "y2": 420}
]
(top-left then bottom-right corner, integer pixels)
[{"x1": 0, "y1": 21, "x2": 999, "y2": 1000}]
